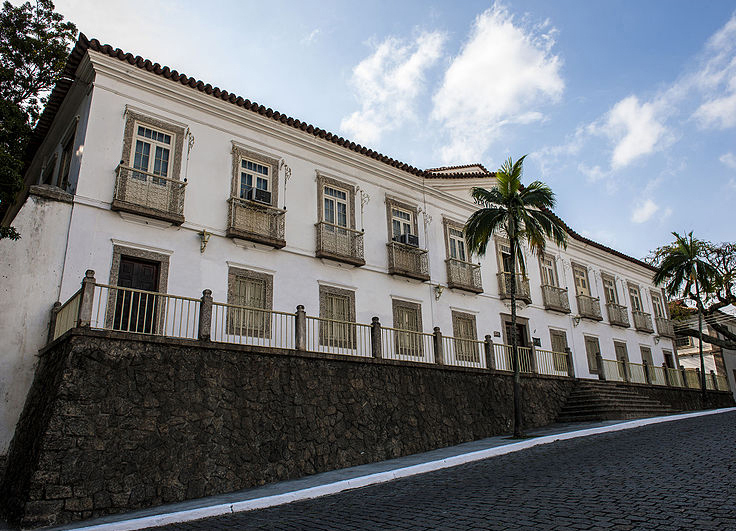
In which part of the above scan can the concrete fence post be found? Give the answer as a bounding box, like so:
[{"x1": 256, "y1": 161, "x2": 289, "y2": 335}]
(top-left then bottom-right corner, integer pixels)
[
  {"x1": 198, "y1": 289, "x2": 213, "y2": 341},
  {"x1": 371, "y1": 317, "x2": 382, "y2": 359},
  {"x1": 484, "y1": 335, "x2": 495, "y2": 370},
  {"x1": 565, "y1": 347, "x2": 575, "y2": 378},
  {"x1": 662, "y1": 362, "x2": 671, "y2": 387},
  {"x1": 48, "y1": 301, "x2": 62, "y2": 343},
  {"x1": 596, "y1": 352, "x2": 606, "y2": 381},
  {"x1": 295, "y1": 305, "x2": 306, "y2": 352},
  {"x1": 77, "y1": 270, "x2": 96, "y2": 328},
  {"x1": 643, "y1": 360, "x2": 651, "y2": 385},
  {"x1": 696, "y1": 368, "x2": 702, "y2": 390},
  {"x1": 680, "y1": 365, "x2": 688, "y2": 388},
  {"x1": 710, "y1": 370, "x2": 718, "y2": 390},
  {"x1": 621, "y1": 358, "x2": 630, "y2": 383},
  {"x1": 529, "y1": 343, "x2": 538, "y2": 375},
  {"x1": 433, "y1": 327, "x2": 444, "y2": 366}
]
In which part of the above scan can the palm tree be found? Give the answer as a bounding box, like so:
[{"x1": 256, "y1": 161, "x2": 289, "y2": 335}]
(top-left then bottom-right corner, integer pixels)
[
  {"x1": 465, "y1": 155, "x2": 567, "y2": 438},
  {"x1": 652, "y1": 231, "x2": 718, "y2": 400}
]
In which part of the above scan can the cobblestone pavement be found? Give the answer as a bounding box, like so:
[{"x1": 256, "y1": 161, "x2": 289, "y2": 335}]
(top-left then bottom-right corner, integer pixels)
[{"x1": 154, "y1": 412, "x2": 736, "y2": 530}]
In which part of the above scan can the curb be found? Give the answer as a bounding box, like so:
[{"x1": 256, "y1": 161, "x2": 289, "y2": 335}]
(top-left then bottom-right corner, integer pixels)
[{"x1": 64, "y1": 407, "x2": 736, "y2": 530}]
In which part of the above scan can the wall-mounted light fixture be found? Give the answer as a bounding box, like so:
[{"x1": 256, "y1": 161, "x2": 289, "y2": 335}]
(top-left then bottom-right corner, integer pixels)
[
  {"x1": 199, "y1": 230, "x2": 211, "y2": 253},
  {"x1": 434, "y1": 284, "x2": 444, "y2": 301}
]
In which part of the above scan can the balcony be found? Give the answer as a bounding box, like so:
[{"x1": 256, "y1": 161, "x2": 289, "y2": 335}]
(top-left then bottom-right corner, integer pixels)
[
  {"x1": 446, "y1": 259, "x2": 482, "y2": 293},
  {"x1": 226, "y1": 197, "x2": 286, "y2": 248},
  {"x1": 606, "y1": 303, "x2": 630, "y2": 327},
  {"x1": 540, "y1": 285, "x2": 570, "y2": 313},
  {"x1": 655, "y1": 316, "x2": 675, "y2": 339},
  {"x1": 632, "y1": 310, "x2": 654, "y2": 333},
  {"x1": 576, "y1": 294, "x2": 602, "y2": 321},
  {"x1": 111, "y1": 165, "x2": 186, "y2": 224},
  {"x1": 315, "y1": 222, "x2": 365, "y2": 266},
  {"x1": 497, "y1": 273, "x2": 531, "y2": 303},
  {"x1": 387, "y1": 241, "x2": 429, "y2": 281}
]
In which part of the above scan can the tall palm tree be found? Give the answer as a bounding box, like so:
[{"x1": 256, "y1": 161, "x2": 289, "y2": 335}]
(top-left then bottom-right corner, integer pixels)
[
  {"x1": 652, "y1": 231, "x2": 718, "y2": 400},
  {"x1": 465, "y1": 155, "x2": 567, "y2": 438}
]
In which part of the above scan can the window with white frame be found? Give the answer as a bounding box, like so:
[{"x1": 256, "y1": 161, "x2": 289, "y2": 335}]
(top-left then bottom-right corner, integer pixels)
[
  {"x1": 239, "y1": 158, "x2": 271, "y2": 202},
  {"x1": 132, "y1": 124, "x2": 173, "y2": 185},
  {"x1": 498, "y1": 242, "x2": 514, "y2": 273},
  {"x1": 323, "y1": 186, "x2": 349, "y2": 228},
  {"x1": 57, "y1": 128, "x2": 76, "y2": 189},
  {"x1": 448, "y1": 227, "x2": 467, "y2": 261},
  {"x1": 629, "y1": 284, "x2": 643, "y2": 312},
  {"x1": 651, "y1": 292, "x2": 665, "y2": 318},
  {"x1": 391, "y1": 207, "x2": 413, "y2": 239},
  {"x1": 602, "y1": 274, "x2": 618, "y2": 304},
  {"x1": 540, "y1": 255, "x2": 557, "y2": 287},
  {"x1": 573, "y1": 264, "x2": 591, "y2": 296}
]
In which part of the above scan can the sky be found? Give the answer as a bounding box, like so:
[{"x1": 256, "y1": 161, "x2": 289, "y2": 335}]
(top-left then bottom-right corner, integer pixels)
[{"x1": 48, "y1": 0, "x2": 736, "y2": 260}]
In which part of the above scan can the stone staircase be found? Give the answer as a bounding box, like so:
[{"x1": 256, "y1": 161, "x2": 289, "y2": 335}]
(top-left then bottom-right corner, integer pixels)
[{"x1": 557, "y1": 380, "x2": 676, "y2": 423}]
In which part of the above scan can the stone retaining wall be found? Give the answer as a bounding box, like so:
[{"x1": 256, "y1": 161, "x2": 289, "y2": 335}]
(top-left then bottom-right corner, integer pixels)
[{"x1": 1, "y1": 330, "x2": 576, "y2": 528}]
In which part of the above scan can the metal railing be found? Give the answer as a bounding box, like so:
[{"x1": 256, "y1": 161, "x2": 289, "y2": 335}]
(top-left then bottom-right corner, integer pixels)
[
  {"x1": 576, "y1": 294, "x2": 602, "y2": 320},
  {"x1": 497, "y1": 273, "x2": 531, "y2": 301},
  {"x1": 541, "y1": 285, "x2": 570, "y2": 313},
  {"x1": 654, "y1": 317, "x2": 675, "y2": 339},
  {"x1": 605, "y1": 303, "x2": 630, "y2": 327},
  {"x1": 315, "y1": 222, "x2": 365, "y2": 264},
  {"x1": 632, "y1": 311, "x2": 654, "y2": 333},
  {"x1": 52, "y1": 289, "x2": 82, "y2": 340},
  {"x1": 441, "y1": 335, "x2": 485, "y2": 368},
  {"x1": 684, "y1": 369, "x2": 700, "y2": 389},
  {"x1": 628, "y1": 362, "x2": 647, "y2": 384},
  {"x1": 446, "y1": 259, "x2": 482, "y2": 293},
  {"x1": 387, "y1": 241, "x2": 429, "y2": 280},
  {"x1": 305, "y1": 315, "x2": 372, "y2": 357},
  {"x1": 601, "y1": 358, "x2": 625, "y2": 382},
  {"x1": 649, "y1": 365, "x2": 667, "y2": 386},
  {"x1": 227, "y1": 197, "x2": 285, "y2": 246},
  {"x1": 492, "y1": 344, "x2": 534, "y2": 373},
  {"x1": 705, "y1": 375, "x2": 715, "y2": 390},
  {"x1": 211, "y1": 301, "x2": 295, "y2": 349},
  {"x1": 716, "y1": 374, "x2": 729, "y2": 391},
  {"x1": 90, "y1": 283, "x2": 199, "y2": 339},
  {"x1": 667, "y1": 367, "x2": 684, "y2": 387},
  {"x1": 535, "y1": 348, "x2": 569, "y2": 376},
  {"x1": 380, "y1": 326, "x2": 434, "y2": 363},
  {"x1": 113, "y1": 164, "x2": 186, "y2": 218}
]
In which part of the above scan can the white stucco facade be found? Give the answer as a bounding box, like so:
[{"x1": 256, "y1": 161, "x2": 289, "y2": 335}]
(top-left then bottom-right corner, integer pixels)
[{"x1": 0, "y1": 42, "x2": 677, "y2": 453}]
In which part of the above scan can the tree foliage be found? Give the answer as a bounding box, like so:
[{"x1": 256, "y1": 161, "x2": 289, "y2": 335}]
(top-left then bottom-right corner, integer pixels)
[{"x1": 0, "y1": 0, "x2": 76, "y2": 239}]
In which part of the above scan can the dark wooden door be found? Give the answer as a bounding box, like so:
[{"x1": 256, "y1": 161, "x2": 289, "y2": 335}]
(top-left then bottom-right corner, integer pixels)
[{"x1": 114, "y1": 257, "x2": 159, "y2": 333}]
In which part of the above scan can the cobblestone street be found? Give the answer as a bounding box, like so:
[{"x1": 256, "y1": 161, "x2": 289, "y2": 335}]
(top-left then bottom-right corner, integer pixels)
[{"x1": 154, "y1": 412, "x2": 736, "y2": 530}]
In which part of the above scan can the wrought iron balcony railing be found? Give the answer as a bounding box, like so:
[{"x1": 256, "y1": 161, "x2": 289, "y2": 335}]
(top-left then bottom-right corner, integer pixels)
[
  {"x1": 387, "y1": 241, "x2": 429, "y2": 281},
  {"x1": 655, "y1": 316, "x2": 675, "y2": 339},
  {"x1": 315, "y1": 222, "x2": 365, "y2": 266},
  {"x1": 576, "y1": 294, "x2": 602, "y2": 321},
  {"x1": 541, "y1": 285, "x2": 570, "y2": 313},
  {"x1": 497, "y1": 273, "x2": 531, "y2": 302},
  {"x1": 633, "y1": 310, "x2": 654, "y2": 333},
  {"x1": 111, "y1": 164, "x2": 186, "y2": 224},
  {"x1": 446, "y1": 258, "x2": 482, "y2": 293},
  {"x1": 606, "y1": 303, "x2": 630, "y2": 327},
  {"x1": 226, "y1": 197, "x2": 286, "y2": 248}
]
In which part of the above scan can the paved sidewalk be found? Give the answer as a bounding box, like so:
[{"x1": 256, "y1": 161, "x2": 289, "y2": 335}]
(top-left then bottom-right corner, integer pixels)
[{"x1": 43, "y1": 407, "x2": 735, "y2": 531}]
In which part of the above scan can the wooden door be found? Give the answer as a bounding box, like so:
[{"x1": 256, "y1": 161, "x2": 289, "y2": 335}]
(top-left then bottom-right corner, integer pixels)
[
  {"x1": 114, "y1": 257, "x2": 160, "y2": 333},
  {"x1": 584, "y1": 336, "x2": 600, "y2": 374},
  {"x1": 614, "y1": 341, "x2": 629, "y2": 379}
]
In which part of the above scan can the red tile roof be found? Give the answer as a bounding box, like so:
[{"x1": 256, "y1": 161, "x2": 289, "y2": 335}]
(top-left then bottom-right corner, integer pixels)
[{"x1": 28, "y1": 33, "x2": 656, "y2": 273}]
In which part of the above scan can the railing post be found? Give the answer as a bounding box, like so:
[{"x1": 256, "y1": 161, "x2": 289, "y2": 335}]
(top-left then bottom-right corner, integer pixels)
[
  {"x1": 433, "y1": 327, "x2": 444, "y2": 365},
  {"x1": 565, "y1": 347, "x2": 575, "y2": 378},
  {"x1": 710, "y1": 370, "x2": 718, "y2": 391},
  {"x1": 77, "y1": 270, "x2": 96, "y2": 327},
  {"x1": 295, "y1": 305, "x2": 306, "y2": 352},
  {"x1": 596, "y1": 352, "x2": 606, "y2": 381},
  {"x1": 695, "y1": 368, "x2": 702, "y2": 390},
  {"x1": 529, "y1": 344, "x2": 538, "y2": 375},
  {"x1": 662, "y1": 362, "x2": 671, "y2": 387},
  {"x1": 680, "y1": 365, "x2": 687, "y2": 388},
  {"x1": 48, "y1": 301, "x2": 62, "y2": 343},
  {"x1": 621, "y1": 358, "x2": 630, "y2": 383},
  {"x1": 198, "y1": 289, "x2": 213, "y2": 341},
  {"x1": 371, "y1": 317, "x2": 382, "y2": 359},
  {"x1": 643, "y1": 360, "x2": 651, "y2": 385},
  {"x1": 484, "y1": 335, "x2": 495, "y2": 370}
]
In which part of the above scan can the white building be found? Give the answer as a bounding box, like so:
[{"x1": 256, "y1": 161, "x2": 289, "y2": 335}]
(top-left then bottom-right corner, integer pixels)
[{"x1": 0, "y1": 35, "x2": 678, "y2": 454}]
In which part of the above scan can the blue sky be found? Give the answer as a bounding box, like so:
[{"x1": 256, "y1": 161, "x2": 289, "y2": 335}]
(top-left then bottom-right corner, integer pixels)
[{"x1": 53, "y1": 0, "x2": 736, "y2": 259}]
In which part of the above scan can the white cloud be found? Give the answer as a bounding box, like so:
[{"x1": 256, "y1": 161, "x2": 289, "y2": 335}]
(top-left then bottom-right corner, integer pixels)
[
  {"x1": 302, "y1": 29, "x2": 321, "y2": 45},
  {"x1": 431, "y1": 3, "x2": 563, "y2": 163},
  {"x1": 720, "y1": 152, "x2": 736, "y2": 170},
  {"x1": 694, "y1": 93, "x2": 736, "y2": 129},
  {"x1": 340, "y1": 31, "x2": 446, "y2": 144},
  {"x1": 631, "y1": 199, "x2": 660, "y2": 224},
  {"x1": 577, "y1": 162, "x2": 607, "y2": 183},
  {"x1": 600, "y1": 96, "x2": 667, "y2": 169}
]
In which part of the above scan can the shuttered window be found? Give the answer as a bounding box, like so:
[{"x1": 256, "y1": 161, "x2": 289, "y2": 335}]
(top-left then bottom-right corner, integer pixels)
[
  {"x1": 584, "y1": 336, "x2": 601, "y2": 374},
  {"x1": 541, "y1": 256, "x2": 557, "y2": 287},
  {"x1": 602, "y1": 275, "x2": 618, "y2": 304},
  {"x1": 573, "y1": 265, "x2": 590, "y2": 296},
  {"x1": 452, "y1": 312, "x2": 479, "y2": 362},
  {"x1": 640, "y1": 346, "x2": 654, "y2": 366},
  {"x1": 229, "y1": 277, "x2": 268, "y2": 337}
]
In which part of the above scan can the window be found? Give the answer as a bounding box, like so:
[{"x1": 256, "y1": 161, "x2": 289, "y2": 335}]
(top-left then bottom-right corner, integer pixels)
[
  {"x1": 319, "y1": 285, "x2": 356, "y2": 348},
  {"x1": 540, "y1": 255, "x2": 557, "y2": 287},
  {"x1": 227, "y1": 268, "x2": 273, "y2": 338},
  {"x1": 230, "y1": 145, "x2": 280, "y2": 208},
  {"x1": 392, "y1": 208, "x2": 413, "y2": 239},
  {"x1": 57, "y1": 127, "x2": 76, "y2": 189},
  {"x1": 602, "y1": 274, "x2": 618, "y2": 304},
  {"x1": 448, "y1": 228, "x2": 467, "y2": 261},
  {"x1": 550, "y1": 329, "x2": 568, "y2": 371},
  {"x1": 239, "y1": 158, "x2": 270, "y2": 199},
  {"x1": 41, "y1": 155, "x2": 57, "y2": 186},
  {"x1": 573, "y1": 265, "x2": 590, "y2": 296},
  {"x1": 676, "y1": 336, "x2": 691, "y2": 347},
  {"x1": 584, "y1": 335, "x2": 601, "y2": 374},
  {"x1": 640, "y1": 346, "x2": 654, "y2": 366},
  {"x1": 131, "y1": 124, "x2": 173, "y2": 185},
  {"x1": 452, "y1": 311, "x2": 479, "y2": 362},
  {"x1": 324, "y1": 186, "x2": 349, "y2": 228},
  {"x1": 393, "y1": 299, "x2": 423, "y2": 357},
  {"x1": 629, "y1": 284, "x2": 643, "y2": 312},
  {"x1": 385, "y1": 196, "x2": 419, "y2": 244},
  {"x1": 663, "y1": 349, "x2": 675, "y2": 368},
  {"x1": 651, "y1": 292, "x2": 665, "y2": 319}
]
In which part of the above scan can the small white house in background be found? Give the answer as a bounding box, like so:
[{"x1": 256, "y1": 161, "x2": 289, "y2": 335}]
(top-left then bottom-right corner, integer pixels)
[{"x1": 0, "y1": 34, "x2": 678, "y2": 455}]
